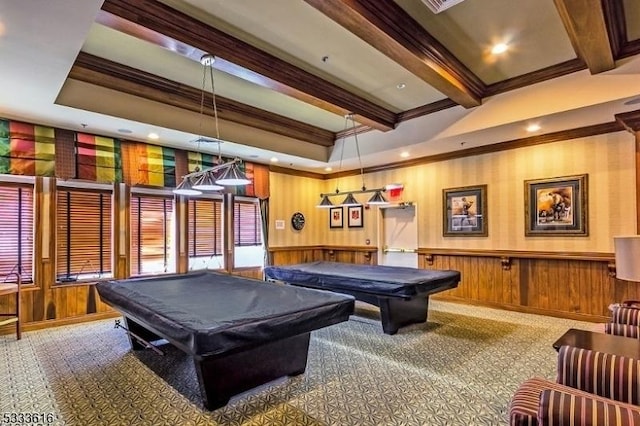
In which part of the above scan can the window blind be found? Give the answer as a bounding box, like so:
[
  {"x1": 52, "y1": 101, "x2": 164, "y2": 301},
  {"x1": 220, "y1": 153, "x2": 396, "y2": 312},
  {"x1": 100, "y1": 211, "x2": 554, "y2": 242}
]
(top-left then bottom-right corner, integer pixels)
[
  {"x1": 130, "y1": 194, "x2": 174, "y2": 275},
  {"x1": 0, "y1": 184, "x2": 33, "y2": 282},
  {"x1": 188, "y1": 198, "x2": 223, "y2": 257},
  {"x1": 234, "y1": 200, "x2": 262, "y2": 246},
  {"x1": 56, "y1": 188, "x2": 112, "y2": 282}
]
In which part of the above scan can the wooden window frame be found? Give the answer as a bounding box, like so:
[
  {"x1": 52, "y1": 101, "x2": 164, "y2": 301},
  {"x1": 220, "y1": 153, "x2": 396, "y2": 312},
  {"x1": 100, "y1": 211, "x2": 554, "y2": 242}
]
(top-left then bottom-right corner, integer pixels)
[
  {"x1": 130, "y1": 191, "x2": 175, "y2": 276},
  {"x1": 0, "y1": 181, "x2": 34, "y2": 283},
  {"x1": 234, "y1": 198, "x2": 262, "y2": 247},
  {"x1": 55, "y1": 184, "x2": 113, "y2": 283}
]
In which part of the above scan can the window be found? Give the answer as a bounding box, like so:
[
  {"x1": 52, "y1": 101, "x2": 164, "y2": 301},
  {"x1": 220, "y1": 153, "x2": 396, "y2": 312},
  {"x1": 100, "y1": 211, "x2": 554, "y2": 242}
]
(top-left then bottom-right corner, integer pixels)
[
  {"x1": 130, "y1": 194, "x2": 175, "y2": 276},
  {"x1": 233, "y1": 198, "x2": 264, "y2": 268},
  {"x1": 188, "y1": 197, "x2": 223, "y2": 270},
  {"x1": 0, "y1": 184, "x2": 33, "y2": 282},
  {"x1": 56, "y1": 187, "x2": 112, "y2": 282}
]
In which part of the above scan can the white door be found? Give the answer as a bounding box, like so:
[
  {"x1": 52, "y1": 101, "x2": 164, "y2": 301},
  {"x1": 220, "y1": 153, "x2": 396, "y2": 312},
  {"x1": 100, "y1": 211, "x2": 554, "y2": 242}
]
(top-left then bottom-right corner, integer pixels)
[{"x1": 378, "y1": 204, "x2": 418, "y2": 268}]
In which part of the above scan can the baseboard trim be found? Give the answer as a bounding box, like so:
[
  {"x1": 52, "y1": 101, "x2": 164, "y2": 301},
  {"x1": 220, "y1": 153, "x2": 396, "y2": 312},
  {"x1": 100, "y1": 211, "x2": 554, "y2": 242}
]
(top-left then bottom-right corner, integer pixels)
[
  {"x1": 433, "y1": 295, "x2": 609, "y2": 323},
  {"x1": 0, "y1": 312, "x2": 121, "y2": 336}
]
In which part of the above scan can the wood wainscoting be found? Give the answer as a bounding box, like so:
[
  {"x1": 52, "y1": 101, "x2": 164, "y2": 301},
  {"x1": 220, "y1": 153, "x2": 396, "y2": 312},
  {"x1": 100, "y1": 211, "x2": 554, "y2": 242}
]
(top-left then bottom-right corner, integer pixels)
[
  {"x1": 270, "y1": 246, "x2": 378, "y2": 266},
  {"x1": 0, "y1": 282, "x2": 116, "y2": 336},
  {"x1": 269, "y1": 246, "x2": 636, "y2": 323},
  {"x1": 419, "y1": 249, "x2": 632, "y2": 323},
  {"x1": 231, "y1": 267, "x2": 264, "y2": 280}
]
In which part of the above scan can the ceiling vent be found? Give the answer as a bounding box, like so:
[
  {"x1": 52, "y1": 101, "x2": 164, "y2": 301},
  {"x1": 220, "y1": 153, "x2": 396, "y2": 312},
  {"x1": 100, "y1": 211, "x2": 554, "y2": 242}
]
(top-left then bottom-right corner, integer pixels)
[{"x1": 420, "y1": 0, "x2": 466, "y2": 14}]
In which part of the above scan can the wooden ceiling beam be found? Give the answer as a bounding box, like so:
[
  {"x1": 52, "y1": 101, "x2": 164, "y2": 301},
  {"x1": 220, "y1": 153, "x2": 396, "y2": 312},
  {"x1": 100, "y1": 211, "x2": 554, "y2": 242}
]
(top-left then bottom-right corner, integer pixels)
[
  {"x1": 69, "y1": 53, "x2": 336, "y2": 147},
  {"x1": 601, "y1": 0, "x2": 626, "y2": 59},
  {"x1": 615, "y1": 109, "x2": 640, "y2": 134},
  {"x1": 98, "y1": 0, "x2": 397, "y2": 131},
  {"x1": 304, "y1": 0, "x2": 483, "y2": 108},
  {"x1": 553, "y1": 0, "x2": 615, "y2": 74}
]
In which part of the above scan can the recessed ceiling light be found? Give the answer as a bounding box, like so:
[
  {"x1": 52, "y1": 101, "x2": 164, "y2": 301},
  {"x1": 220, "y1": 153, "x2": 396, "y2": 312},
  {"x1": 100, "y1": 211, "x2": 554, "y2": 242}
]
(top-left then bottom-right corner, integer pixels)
[
  {"x1": 270, "y1": 157, "x2": 278, "y2": 163},
  {"x1": 526, "y1": 124, "x2": 541, "y2": 132},
  {"x1": 396, "y1": 83, "x2": 406, "y2": 90},
  {"x1": 325, "y1": 167, "x2": 332, "y2": 172},
  {"x1": 491, "y1": 43, "x2": 508, "y2": 55},
  {"x1": 400, "y1": 151, "x2": 410, "y2": 158},
  {"x1": 148, "y1": 132, "x2": 159, "y2": 140},
  {"x1": 117, "y1": 128, "x2": 132, "y2": 134}
]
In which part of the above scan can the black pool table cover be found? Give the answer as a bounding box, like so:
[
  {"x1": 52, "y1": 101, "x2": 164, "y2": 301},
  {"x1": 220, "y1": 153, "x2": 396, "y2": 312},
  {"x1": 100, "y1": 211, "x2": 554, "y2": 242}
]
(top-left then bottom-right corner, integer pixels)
[
  {"x1": 96, "y1": 271, "x2": 355, "y2": 357},
  {"x1": 263, "y1": 261, "x2": 461, "y2": 297}
]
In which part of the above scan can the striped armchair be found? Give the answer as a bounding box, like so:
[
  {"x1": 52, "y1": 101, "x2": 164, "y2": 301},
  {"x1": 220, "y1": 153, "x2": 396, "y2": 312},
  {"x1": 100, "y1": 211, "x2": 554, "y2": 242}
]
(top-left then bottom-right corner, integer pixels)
[
  {"x1": 509, "y1": 345, "x2": 640, "y2": 426},
  {"x1": 605, "y1": 301, "x2": 640, "y2": 338}
]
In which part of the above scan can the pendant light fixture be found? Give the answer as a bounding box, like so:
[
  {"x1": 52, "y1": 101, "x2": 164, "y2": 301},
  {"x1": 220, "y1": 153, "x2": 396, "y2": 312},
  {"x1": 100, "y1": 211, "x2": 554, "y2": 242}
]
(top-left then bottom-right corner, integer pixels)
[
  {"x1": 173, "y1": 53, "x2": 250, "y2": 195},
  {"x1": 316, "y1": 113, "x2": 391, "y2": 207}
]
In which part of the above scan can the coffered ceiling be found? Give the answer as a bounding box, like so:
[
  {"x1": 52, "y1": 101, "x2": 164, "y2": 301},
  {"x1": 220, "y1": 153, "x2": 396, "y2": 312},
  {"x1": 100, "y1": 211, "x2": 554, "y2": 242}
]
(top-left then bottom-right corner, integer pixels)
[{"x1": 1, "y1": 0, "x2": 640, "y2": 175}]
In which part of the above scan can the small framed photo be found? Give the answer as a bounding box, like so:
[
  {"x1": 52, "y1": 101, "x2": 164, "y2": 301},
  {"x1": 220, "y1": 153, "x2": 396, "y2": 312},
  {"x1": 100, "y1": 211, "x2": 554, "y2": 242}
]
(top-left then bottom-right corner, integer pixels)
[
  {"x1": 524, "y1": 174, "x2": 588, "y2": 236},
  {"x1": 443, "y1": 185, "x2": 487, "y2": 236},
  {"x1": 329, "y1": 207, "x2": 343, "y2": 228},
  {"x1": 348, "y1": 205, "x2": 363, "y2": 228}
]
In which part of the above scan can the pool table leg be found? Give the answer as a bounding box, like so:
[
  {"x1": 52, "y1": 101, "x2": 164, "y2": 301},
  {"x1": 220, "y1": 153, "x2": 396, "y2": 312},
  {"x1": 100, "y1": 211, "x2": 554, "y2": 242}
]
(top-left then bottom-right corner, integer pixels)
[
  {"x1": 378, "y1": 296, "x2": 429, "y2": 335},
  {"x1": 194, "y1": 332, "x2": 311, "y2": 410}
]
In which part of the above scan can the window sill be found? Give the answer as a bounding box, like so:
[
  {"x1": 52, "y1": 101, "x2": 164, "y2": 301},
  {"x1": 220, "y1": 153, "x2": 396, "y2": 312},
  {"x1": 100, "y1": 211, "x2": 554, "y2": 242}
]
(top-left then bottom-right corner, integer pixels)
[
  {"x1": 19, "y1": 283, "x2": 41, "y2": 292},
  {"x1": 54, "y1": 278, "x2": 113, "y2": 287}
]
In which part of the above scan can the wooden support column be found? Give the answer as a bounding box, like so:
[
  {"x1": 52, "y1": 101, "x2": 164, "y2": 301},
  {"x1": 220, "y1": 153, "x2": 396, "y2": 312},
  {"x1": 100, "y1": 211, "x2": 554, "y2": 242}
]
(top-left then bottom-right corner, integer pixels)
[
  {"x1": 224, "y1": 193, "x2": 234, "y2": 273},
  {"x1": 174, "y1": 149, "x2": 190, "y2": 273},
  {"x1": 174, "y1": 195, "x2": 189, "y2": 273},
  {"x1": 113, "y1": 182, "x2": 130, "y2": 279},
  {"x1": 42, "y1": 177, "x2": 57, "y2": 320},
  {"x1": 614, "y1": 110, "x2": 640, "y2": 233},
  {"x1": 34, "y1": 176, "x2": 55, "y2": 322}
]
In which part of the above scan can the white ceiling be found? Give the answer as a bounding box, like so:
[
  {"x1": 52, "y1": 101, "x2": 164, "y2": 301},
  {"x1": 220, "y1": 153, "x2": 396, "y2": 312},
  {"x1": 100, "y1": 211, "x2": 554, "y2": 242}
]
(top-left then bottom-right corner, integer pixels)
[{"x1": 1, "y1": 0, "x2": 639, "y2": 174}]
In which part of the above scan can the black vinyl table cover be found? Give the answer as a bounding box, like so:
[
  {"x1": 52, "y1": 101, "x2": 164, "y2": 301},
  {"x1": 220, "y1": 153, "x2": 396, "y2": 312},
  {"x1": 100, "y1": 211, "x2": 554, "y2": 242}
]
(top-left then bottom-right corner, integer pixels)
[
  {"x1": 96, "y1": 271, "x2": 355, "y2": 358},
  {"x1": 263, "y1": 261, "x2": 461, "y2": 297}
]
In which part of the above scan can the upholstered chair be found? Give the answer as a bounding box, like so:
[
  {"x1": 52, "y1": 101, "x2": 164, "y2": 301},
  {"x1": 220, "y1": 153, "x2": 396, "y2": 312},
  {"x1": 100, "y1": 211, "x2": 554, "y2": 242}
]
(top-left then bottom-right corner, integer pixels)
[
  {"x1": 509, "y1": 345, "x2": 640, "y2": 426},
  {"x1": 605, "y1": 301, "x2": 640, "y2": 338}
]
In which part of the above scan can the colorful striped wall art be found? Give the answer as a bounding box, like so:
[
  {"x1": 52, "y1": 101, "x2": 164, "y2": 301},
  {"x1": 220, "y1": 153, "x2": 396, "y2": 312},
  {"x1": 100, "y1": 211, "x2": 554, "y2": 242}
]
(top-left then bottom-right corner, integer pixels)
[
  {"x1": 76, "y1": 133, "x2": 122, "y2": 183},
  {"x1": 137, "y1": 143, "x2": 176, "y2": 187},
  {"x1": 0, "y1": 119, "x2": 56, "y2": 176}
]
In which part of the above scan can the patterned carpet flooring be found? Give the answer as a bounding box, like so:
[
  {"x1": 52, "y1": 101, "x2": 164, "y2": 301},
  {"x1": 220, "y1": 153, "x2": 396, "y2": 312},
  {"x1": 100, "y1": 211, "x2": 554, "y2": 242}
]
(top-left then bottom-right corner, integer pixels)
[{"x1": 0, "y1": 301, "x2": 596, "y2": 426}]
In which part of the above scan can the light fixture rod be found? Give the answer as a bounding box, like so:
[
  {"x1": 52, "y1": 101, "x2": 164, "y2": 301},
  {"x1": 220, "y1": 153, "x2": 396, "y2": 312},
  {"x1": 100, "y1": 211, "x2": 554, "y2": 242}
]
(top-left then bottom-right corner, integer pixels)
[
  {"x1": 181, "y1": 158, "x2": 240, "y2": 180},
  {"x1": 320, "y1": 187, "x2": 386, "y2": 198},
  {"x1": 350, "y1": 113, "x2": 366, "y2": 191}
]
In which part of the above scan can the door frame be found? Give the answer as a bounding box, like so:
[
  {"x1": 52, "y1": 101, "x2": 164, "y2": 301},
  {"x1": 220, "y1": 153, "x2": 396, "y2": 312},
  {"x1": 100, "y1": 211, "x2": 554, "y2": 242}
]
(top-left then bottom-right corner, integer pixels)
[{"x1": 376, "y1": 203, "x2": 419, "y2": 267}]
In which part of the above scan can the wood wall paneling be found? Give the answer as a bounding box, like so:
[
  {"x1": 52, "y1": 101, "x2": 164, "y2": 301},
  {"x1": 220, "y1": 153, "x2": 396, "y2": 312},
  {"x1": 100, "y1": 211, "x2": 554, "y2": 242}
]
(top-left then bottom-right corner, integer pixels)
[
  {"x1": 419, "y1": 252, "x2": 615, "y2": 322},
  {"x1": 231, "y1": 268, "x2": 264, "y2": 280},
  {"x1": 270, "y1": 247, "x2": 324, "y2": 266}
]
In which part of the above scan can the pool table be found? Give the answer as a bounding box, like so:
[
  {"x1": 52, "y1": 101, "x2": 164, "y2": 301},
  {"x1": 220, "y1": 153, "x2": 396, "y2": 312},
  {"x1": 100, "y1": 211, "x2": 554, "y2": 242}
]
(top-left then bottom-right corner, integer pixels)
[
  {"x1": 264, "y1": 261, "x2": 461, "y2": 334},
  {"x1": 96, "y1": 271, "x2": 354, "y2": 410}
]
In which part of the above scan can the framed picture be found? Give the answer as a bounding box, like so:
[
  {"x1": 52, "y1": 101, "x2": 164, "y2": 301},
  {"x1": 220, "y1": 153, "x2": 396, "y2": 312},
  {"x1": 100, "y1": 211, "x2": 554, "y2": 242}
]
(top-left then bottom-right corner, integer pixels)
[
  {"x1": 348, "y1": 205, "x2": 363, "y2": 228},
  {"x1": 524, "y1": 174, "x2": 588, "y2": 236},
  {"x1": 443, "y1": 185, "x2": 487, "y2": 236},
  {"x1": 329, "y1": 207, "x2": 343, "y2": 228}
]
